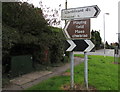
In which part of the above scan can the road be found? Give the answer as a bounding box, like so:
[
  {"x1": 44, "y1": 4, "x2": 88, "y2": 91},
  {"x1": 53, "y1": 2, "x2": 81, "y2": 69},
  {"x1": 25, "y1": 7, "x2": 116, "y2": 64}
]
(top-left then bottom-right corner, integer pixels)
[{"x1": 74, "y1": 49, "x2": 120, "y2": 57}]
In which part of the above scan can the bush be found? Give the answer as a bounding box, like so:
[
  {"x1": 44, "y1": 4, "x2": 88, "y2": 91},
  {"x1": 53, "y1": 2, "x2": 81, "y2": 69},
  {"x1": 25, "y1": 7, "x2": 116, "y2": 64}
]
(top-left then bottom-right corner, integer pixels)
[
  {"x1": 2, "y1": 2, "x2": 66, "y2": 79},
  {"x1": 2, "y1": 76, "x2": 10, "y2": 87},
  {"x1": 49, "y1": 27, "x2": 66, "y2": 64},
  {"x1": 62, "y1": 56, "x2": 69, "y2": 63}
]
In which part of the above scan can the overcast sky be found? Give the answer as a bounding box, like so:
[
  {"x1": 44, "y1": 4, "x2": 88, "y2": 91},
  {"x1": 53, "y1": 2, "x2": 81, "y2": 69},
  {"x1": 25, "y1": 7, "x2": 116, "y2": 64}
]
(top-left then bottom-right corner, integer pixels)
[{"x1": 22, "y1": 0, "x2": 119, "y2": 44}]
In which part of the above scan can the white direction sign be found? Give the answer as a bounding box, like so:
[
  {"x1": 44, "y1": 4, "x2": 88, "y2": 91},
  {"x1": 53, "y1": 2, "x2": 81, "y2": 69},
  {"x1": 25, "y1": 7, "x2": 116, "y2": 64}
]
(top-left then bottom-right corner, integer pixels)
[{"x1": 61, "y1": 5, "x2": 100, "y2": 20}]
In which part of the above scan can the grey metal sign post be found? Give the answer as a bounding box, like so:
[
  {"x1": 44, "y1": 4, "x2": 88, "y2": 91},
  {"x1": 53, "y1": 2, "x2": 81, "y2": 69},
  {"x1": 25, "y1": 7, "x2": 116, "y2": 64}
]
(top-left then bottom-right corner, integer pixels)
[
  {"x1": 70, "y1": 51, "x2": 74, "y2": 89},
  {"x1": 114, "y1": 46, "x2": 119, "y2": 62},
  {"x1": 84, "y1": 52, "x2": 88, "y2": 89}
]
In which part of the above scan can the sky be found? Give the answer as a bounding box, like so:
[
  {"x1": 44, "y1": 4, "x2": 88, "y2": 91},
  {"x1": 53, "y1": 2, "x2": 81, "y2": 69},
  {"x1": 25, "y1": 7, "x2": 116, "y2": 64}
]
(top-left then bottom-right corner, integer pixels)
[{"x1": 22, "y1": 0, "x2": 119, "y2": 44}]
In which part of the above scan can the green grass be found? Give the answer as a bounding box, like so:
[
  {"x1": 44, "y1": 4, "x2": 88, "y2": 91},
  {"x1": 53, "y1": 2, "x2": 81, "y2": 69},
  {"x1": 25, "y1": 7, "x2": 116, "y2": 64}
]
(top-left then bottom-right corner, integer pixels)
[
  {"x1": 27, "y1": 55, "x2": 119, "y2": 90},
  {"x1": 115, "y1": 56, "x2": 120, "y2": 63},
  {"x1": 27, "y1": 76, "x2": 70, "y2": 90},
  {"x1": 70, "y1": 55, "x2": 118, "y2": 90},
  {"x1": 118, "y1": 57, "x2": 120, "y2": 62},
  {"x1": 74, "y1": 54, "x2": 84, "y2": 58}
]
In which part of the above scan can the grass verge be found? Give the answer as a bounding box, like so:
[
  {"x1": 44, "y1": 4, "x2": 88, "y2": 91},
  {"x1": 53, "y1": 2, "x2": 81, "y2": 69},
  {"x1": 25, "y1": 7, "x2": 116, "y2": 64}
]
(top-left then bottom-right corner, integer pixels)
[{"x1": 26, "y1": 55, "x2": 119, "y2": 90}]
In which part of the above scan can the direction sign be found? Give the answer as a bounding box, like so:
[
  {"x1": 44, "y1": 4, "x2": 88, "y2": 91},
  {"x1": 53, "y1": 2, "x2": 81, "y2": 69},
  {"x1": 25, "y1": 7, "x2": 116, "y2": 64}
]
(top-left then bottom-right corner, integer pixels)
[
  {"x1": 61, "y1": 5, "x2": 100, "y2": 20},
  {"x1": 66, "y1": 40, "x2": 95, "y2": 52},
  {"x1": 64, "y1": 19, "x2": 90, "y2": 39}
]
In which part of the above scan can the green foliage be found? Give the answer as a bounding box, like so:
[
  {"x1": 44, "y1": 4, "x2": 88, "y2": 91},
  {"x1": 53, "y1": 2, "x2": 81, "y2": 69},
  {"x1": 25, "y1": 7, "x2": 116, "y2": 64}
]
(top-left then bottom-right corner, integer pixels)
[
  {"x1": 39, "y1": 1, "x2": 61, "y2": 26},
  {"x1": 73, "y1": 55, "x2": 118, "y2": 90},
  {"x1": 62, "y1": 56, "x2": 69, "y2": 63},
  {"x1": 88, "y1": 55, "x2": 118, "y2": 90},
  {"x1": 2, "y1": 25, "x2": 20, "y2": 50},
  {"x1": 2, "y1": 2, "x2": 48, "y2": 40},
  {"x1": 2, "y1": 76, "x2": 10, "y2": 87},
  {"x1": 2, "y1": 2, "x2": 48, "y2": 49},
  {"x1": 2, "y1": 2, "x2": 66, "y2": 76},
  {"x1": 91, "y1": 30, "x2": 102, "y2": 49},
  {"x1": 105, "y1": 41, "x2": 110, "y2": 49},
  {"x1": 74, "y1": 54, "x2": 84, "y2": 58},
  {"x1": 27, "y1": 55, "x2": 118, "y2": 90},
  {"x1": 49, "y1": 27, "x2": 65, "y2": 63},
  {"x1": 27, "y1": 76, "x2": 70, "y2": 90}
]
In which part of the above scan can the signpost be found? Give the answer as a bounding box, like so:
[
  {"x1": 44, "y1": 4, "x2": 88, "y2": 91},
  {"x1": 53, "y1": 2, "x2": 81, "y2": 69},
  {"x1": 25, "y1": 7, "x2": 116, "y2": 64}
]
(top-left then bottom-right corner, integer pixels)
[
  {"x1": 62, "y1": 4, "x2": 100, "y2": 89},
  {"x1": 66, "y1": 39, "x2": 94, "y2": 89},
  {"x1": 66, "y1": 40, "x2": 95, "y2": 52},
  {"x1": 61, "y1": 5, "x2": 100, "y2": 20},
  {"x1": 64, "y1": 19, "x2": 90, "y2": 39},
  {"x1": 70, "y1": 51, "x2": 74, "y2": 89},
  {"x1": 65, "y1": 39, "x2": 94, "y2": 89},
  {"x1": 114, "y1": 46, "x2": 119, "y2": 62},
  {"x1": 84, "y1": 52, "x2": 88, "y2": 89}
]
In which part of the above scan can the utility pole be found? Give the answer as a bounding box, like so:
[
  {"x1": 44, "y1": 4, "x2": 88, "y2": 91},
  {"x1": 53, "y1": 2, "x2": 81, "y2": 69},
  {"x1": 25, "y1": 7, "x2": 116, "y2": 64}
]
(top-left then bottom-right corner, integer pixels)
[
  {"x1": 103, "y1": 13, "x2": 109, "y2": 57},
  {"x1": 65, "y1": 0, "x2": 67, "y2": 25}
]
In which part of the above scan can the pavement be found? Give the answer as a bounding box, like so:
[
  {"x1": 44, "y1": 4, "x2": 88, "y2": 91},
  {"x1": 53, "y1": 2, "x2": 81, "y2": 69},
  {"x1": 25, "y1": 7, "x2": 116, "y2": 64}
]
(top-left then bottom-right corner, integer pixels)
[
  {"x1": 10, "y1": 71, "x2": 52, "y2": 85},
  {"x1": 2, "y1": 57, "x2": 84, "y2": 91}
]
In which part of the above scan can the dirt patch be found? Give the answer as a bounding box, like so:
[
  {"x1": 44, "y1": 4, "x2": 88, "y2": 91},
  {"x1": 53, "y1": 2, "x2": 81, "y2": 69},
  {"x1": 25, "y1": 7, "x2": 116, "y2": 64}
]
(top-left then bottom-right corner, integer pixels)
[
  {"x1": 112, "y1": 62, "x2": 120, "y2": 64},
  {"x1": 74, "y1": 57, "x2": 84, "y2": 62},
  {"x1": 61, "y1": 84, "x2": 97, "y2": 91},
  {"x1": 61, "y1": 72, "x2": 70, "y2": 76}
]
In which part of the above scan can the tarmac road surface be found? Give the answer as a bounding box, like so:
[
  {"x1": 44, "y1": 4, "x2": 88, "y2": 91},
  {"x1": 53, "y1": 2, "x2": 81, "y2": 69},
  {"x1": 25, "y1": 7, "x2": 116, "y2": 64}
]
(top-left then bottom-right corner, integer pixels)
[{"x1": 74, "y1": 49, "x2": 120, "y2": 57}]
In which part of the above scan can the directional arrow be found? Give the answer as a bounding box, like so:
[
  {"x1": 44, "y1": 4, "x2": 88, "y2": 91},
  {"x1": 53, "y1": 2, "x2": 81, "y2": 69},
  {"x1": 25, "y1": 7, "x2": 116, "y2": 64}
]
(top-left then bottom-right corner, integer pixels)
[
  {"x1": 84, "y1": 40, "x2": 95, "y2": 52},
  {"x1": 61, "y1": 5, "x2": 100, "y2": 20},
  {"x1": 64, "y1": 21, "x2": 71, "y2": 39},
  {"x1": 66, "y1": 40, "x2": 95, "y2": 52},
  {"x1": 66, "y1": 40, "x2": 76, "y2": 51}
]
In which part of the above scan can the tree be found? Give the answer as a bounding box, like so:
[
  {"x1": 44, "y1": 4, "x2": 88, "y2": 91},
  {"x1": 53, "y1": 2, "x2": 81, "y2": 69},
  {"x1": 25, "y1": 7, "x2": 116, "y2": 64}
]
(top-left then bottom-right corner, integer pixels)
[
  {"x1": 2, "y1": 2, "x2": 50, "y2": 66},
  {"x1": 2, "y1": 2, "x2": 66, "y2": 71},
  {"x1": 2, "y1": 2, "x2": 49, "y2": 46},
  {"x1": 2, "y1": 2, "x2": 49, "y2": 41},
  {"x1": 91, "y1": 30, "x2": 102, "y2": 49},
  {"x1": 39, "y1": 1, "x2": 61, "y2": 27},
  {"x1": 105, "y1": 41, "x2": 110, "y2": 49}
]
